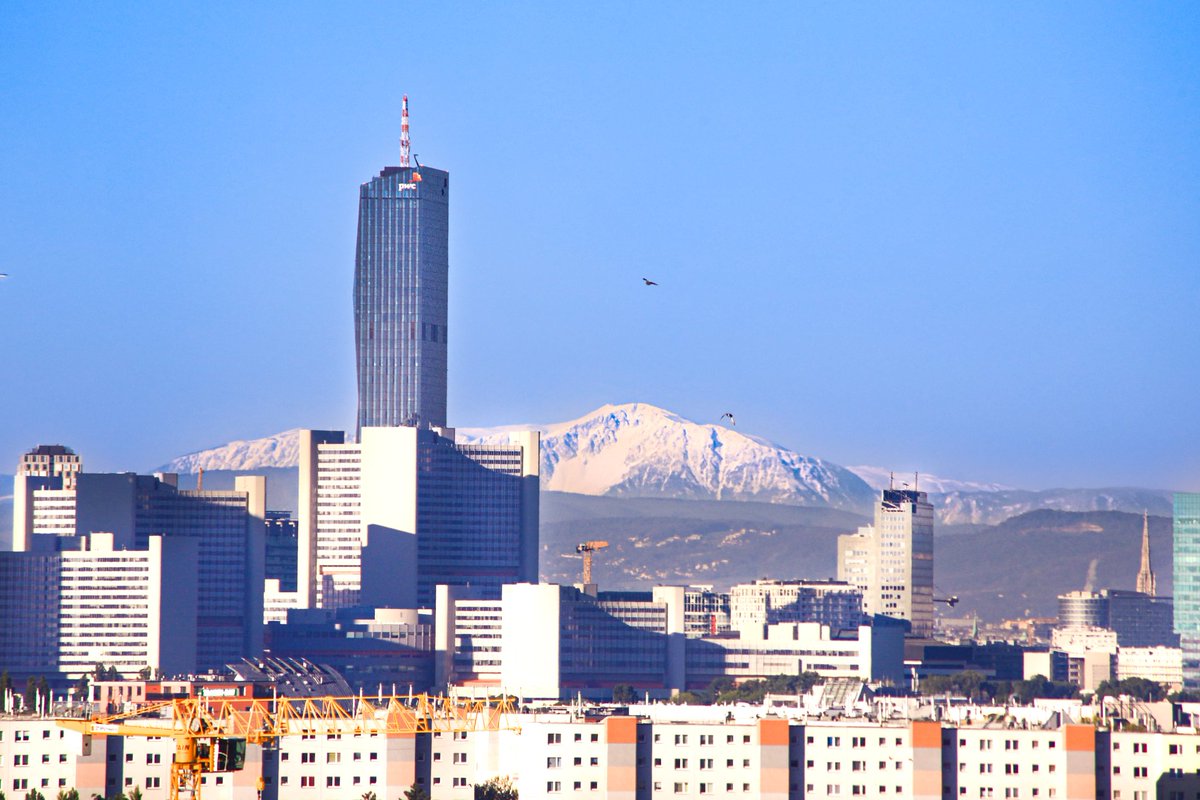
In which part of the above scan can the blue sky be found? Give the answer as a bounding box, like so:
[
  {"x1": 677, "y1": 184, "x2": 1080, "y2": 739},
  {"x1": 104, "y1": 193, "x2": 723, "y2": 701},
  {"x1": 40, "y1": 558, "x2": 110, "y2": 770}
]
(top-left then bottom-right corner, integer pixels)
[{"x1": 1, "y1": 3, "x2": 1197, "y2": 489}]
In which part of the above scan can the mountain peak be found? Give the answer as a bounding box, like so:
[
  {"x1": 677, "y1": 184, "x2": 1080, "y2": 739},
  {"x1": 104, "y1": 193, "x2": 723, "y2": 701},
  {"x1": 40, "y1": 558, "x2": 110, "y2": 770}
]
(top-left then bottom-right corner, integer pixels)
[
  {"x1": 460, "y1": 403, "x2": 876, "y2": 512},
  {"x1": 155, "y1": 429, "x2": 303, "y2": 473}
]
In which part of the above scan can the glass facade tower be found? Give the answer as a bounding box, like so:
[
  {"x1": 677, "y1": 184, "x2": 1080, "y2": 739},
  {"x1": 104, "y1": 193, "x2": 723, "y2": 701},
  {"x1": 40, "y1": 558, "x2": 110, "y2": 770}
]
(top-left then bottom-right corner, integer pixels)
[
  {"x1": 354, "y1": 164, "x2": 449, "y2": 434},
  {"x1": 1174, "y1": 492, "x2": 1200, "y2": 689}
]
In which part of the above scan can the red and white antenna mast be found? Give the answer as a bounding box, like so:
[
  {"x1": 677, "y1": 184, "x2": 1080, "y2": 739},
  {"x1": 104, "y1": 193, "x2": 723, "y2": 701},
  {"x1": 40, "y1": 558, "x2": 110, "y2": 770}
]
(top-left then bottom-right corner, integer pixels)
[{"x1": 399, "y1": 94, "x2": 411, "y2": 168}]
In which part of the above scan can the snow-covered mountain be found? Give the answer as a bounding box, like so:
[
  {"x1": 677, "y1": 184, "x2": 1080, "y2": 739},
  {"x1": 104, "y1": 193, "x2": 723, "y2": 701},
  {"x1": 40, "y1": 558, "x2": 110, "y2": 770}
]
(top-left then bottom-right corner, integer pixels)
[
  {"x1": 458, "y1": 402, "x2": 877, "y2": 512},
  {"x1": 846, "y1": 464, "x2": 1012, "y2": 494},
  {"x1": 156, "y1": 429, "x2": 303, "y2": 473},
  {"x1": 151, "y1": 406, "x2": 1174, "y2": 525}
]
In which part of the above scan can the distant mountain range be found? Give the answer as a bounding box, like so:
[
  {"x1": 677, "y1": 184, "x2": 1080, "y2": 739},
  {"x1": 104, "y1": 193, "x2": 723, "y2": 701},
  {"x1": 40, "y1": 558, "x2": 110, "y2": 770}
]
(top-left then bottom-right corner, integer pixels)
[
  {"x1": 153, "y1": 402, "x2": 1176, "y2": 525},
  {"x1": 156, "y1": 429, "x2": 303, "y2": 473},
  {"x1": 459, "y1": 403, "x2": 874, "y2": 512}
]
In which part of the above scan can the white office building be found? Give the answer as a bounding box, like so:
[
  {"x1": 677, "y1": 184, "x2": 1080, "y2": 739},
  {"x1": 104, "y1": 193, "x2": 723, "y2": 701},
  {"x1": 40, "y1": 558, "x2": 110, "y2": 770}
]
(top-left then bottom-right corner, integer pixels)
[
  {"x1": 838, "y1": 488, "x2": 935, "y2": 637},
  {"x1": 0, "y1": 532, "x2": 199, "y2": 680},
  {"x1": 298, "y1": 426, "x2": 539, "y2": 611},
  {"x1": 728, "y1": 579, "x2": 863, "y2": 635}
]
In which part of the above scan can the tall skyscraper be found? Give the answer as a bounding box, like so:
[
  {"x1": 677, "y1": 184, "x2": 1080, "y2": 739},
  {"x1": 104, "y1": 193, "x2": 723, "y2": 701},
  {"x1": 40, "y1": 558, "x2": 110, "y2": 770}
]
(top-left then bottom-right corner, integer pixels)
[
  {"x1": 1173, "y1": 493, "x2": 1200, "y2": 689},
  {"x1": 1136, "y1": 509, "x2": 1157, "y2": 596},
  {"x1": 354, "y1": 95, "x2": 449, "y2": 434},
  {"x1": 838, "y1": 487, "x2": 935, "y2": 637}
]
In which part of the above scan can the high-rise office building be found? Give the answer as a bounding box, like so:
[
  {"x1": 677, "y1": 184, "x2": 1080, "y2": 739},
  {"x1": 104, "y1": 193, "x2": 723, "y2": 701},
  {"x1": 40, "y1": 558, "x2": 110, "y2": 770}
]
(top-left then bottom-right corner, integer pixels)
[
  {"x1": 354, "y1": 95, "x2": 449, "y2": 433},
  {"x1": 11, "y1": 469, "x2": 266, "y2": 672},
  {"x1": 838, "y1": 488, "x2": 935, "y2": 637},
  {"x1": 16, "y1": 444, "x2": 81, "y2": 488},
  {"x1": 11, "y1": 444, "x2": 81, "y2": 550},
  {"x1": 298, "y1": 426, "x2": 540, "y2": 611},
  {"x1": 1173, "y1": 492, "x2": 1200, "y2": 689},
  {"x1": 0, "y1": 533, "x2": 199, "y2": 680},
  {"x1": 1057, "y1": 589, "x2": 1177, "y2": 648}
]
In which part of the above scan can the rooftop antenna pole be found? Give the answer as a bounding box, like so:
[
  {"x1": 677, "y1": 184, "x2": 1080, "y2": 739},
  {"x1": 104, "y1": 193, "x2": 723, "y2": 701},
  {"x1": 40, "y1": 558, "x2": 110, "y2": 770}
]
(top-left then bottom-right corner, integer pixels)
[
  {"x1": 889, "y1": 471, "x2": 894, "y2": 491},
  {"x1": 400, "y1": 94, "x2": 411, "y2": 168},
  {"x1": 914, "y1": 472, "x2": 919, "y2": 493}
]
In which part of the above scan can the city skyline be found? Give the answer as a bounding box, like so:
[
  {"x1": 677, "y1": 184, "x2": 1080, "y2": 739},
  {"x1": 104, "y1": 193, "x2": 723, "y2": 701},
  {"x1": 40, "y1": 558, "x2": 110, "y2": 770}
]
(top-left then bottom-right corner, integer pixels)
[{"x1": 1, "y1": 4, "x2": 1198, "y2": 490}]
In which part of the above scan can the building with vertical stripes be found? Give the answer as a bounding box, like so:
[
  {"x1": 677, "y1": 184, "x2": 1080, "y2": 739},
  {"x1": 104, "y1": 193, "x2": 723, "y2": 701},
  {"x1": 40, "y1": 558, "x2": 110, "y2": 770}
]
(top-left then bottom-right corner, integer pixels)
[
  {"x1": 3, "y1": 705, "x2": 1199, "y2": 799},
  {"x1": 298, "y1": 426, "x2": 540, "y2": 611}
]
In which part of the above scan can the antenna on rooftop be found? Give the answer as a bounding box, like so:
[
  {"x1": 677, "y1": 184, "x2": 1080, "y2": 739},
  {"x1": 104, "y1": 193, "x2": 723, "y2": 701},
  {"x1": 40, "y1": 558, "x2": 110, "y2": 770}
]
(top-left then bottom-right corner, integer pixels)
[
  {"x1": 400, "y1": 94, "x2": 411, "y2": 168},
  {"x1": 914, "y1": 472, "x2": 919, "y2": 493},
  {"x1": 889, "y1": 471, "x2": 894, "y2": 491}
]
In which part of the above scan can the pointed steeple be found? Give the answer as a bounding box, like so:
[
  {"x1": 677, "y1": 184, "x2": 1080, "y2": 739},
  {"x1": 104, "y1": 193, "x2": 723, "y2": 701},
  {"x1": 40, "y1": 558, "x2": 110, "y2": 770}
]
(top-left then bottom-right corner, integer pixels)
[{"x1": 1136, "y1": 509, "x2": 1156, "y2": 597}]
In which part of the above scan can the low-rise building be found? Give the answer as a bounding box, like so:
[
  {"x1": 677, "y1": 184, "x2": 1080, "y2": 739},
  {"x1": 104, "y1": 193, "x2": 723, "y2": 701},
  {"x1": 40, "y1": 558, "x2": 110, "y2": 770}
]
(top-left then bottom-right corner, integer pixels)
[{"x1": 6, "y1": 701, "x2": 1200, "y2": 799}]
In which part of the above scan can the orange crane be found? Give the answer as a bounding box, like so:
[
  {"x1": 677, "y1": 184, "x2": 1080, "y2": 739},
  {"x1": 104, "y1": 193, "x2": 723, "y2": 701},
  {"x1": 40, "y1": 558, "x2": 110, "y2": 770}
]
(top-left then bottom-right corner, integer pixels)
[
  {"x1": 58, "y1": 693, "x2": 516, "y2": 800},
  {"x1": 576, "y1": 540, "x2": 609, "y2": 584}
]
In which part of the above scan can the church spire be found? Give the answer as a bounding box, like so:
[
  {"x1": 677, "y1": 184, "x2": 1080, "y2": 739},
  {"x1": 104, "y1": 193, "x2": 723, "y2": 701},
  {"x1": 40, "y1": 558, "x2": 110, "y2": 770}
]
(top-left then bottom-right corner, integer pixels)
[{"x1": 1136, "y1": 509, "x2": 1156, "y2": 596}]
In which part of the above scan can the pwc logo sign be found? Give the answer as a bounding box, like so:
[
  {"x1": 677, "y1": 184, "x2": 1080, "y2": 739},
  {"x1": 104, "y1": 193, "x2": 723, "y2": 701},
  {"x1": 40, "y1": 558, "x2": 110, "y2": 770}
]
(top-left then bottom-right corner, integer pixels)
[{"x1": 397, "y1": 171, "x2": 422, "y2": 192}]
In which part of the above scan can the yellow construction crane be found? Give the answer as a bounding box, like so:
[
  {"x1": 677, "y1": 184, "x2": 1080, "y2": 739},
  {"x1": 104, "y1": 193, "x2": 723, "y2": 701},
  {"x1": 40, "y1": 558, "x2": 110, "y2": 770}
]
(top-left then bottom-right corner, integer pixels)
[
  {"x1": 58, "y1": 693, "x2": 516, "y2": 800},
  {"x1": 576, "y1": 540, "x2": 609, "y2": 584}
]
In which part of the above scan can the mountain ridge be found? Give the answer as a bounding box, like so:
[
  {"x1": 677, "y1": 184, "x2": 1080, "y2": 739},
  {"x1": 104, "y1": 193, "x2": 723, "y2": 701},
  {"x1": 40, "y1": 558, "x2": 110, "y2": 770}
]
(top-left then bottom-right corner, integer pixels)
[{"x1": 149, "y1": 403, "x2": 1177, "y2": 524}]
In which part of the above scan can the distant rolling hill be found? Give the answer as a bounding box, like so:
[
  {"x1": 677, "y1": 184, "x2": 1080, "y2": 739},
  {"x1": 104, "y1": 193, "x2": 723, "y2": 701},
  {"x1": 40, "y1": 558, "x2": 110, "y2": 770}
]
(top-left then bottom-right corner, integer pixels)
[
  {"x1": 540, "y1": 492, "x2": 866, "y2": 588},
  {"x1": 540, "y1": 496, "x2": 1173, "y2": 623},
  {"x1": 935, "y1": 509, "x2": 1173, "y2": 621},
  {"x1": 0, "y1": 473, "x2": 11, "y2": 550}
]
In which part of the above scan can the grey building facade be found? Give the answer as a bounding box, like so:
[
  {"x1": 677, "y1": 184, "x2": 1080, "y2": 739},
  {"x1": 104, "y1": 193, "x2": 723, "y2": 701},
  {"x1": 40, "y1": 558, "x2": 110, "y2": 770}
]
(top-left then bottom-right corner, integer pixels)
[{"x1": 353, "y1": 162, "x2": 450, "y2": 434}]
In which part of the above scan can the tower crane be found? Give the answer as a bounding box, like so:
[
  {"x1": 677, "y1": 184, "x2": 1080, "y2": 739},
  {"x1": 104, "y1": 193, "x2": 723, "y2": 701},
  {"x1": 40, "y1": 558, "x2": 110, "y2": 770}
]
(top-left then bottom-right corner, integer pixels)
[
  {"x1": 576, "y1": 540, "x2": 609, "y2": 585},
  {"x1": 57, "y1": 693, "x2": 517, "y2": 800}
]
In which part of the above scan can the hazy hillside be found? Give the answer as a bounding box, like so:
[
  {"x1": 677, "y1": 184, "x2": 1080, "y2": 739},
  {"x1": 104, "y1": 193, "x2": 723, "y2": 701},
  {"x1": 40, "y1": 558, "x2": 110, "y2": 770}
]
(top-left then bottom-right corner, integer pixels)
[
  {"x1": 173, "y1": 468, "x2": 300, "y2": 514},
  {"x1": 540, "y1": 496, "x2": 1172, "y2": 623},
  {"x1": 936, "y1": 509, "x2": 1173, "y2": 621},
  {"x1": 540, "y1": 492, "x2": 866, "y2": 588},
  {"x1": 0, "y1": 474, "x2": 11, "y2": 551}
]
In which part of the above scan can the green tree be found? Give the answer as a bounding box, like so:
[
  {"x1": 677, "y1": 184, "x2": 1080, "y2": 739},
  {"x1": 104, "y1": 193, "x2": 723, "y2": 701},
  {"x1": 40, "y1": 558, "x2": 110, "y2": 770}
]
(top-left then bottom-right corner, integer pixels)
[
  {"x1": 56, "y1": 791, "x2": 80, "y2": 800},
  {"x1": 1010, "y1": 675, "x2": 1079, "y2": 703},
  {"x1": 72, "y1": 673, "x2": 89, "y2": 701},
  {"x1": 402, "y1": 785, "x2": 431, "y2": 800},
  {"x1": 127, "y1": 788, "x2": 143, "y2": 800},
  {"x1": 1169, "y1": 689, "x2": 1200, "y2": 703},
  {"x1": 23, "y1": 676, "x2": 37, "y2": 712},
  {"x1": 1095, "y1": 677, "x2": 1167, "y2": 702},
  {"x1": 474, "y1": 777, "x2": 518, "y2": 800},
  {"x1": 25, "y1": 790, "x2": 46, "y2": 800},
  {"x1": 611, "y1": 684, "x2": 637, "y2": 704}
]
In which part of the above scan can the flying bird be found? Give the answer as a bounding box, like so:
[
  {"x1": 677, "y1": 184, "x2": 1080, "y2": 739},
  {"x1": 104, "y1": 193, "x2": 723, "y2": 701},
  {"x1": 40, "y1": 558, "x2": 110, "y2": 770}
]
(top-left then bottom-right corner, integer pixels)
[
  {"x1": 0, "y1": 273, "x2": 7, "y2": 279},
  {"x1": 720, "y1": 412, "x2": 736, "y2": 426},
  {"x1": 642, "y1": 278, "x2": 658, "y2": 286}
]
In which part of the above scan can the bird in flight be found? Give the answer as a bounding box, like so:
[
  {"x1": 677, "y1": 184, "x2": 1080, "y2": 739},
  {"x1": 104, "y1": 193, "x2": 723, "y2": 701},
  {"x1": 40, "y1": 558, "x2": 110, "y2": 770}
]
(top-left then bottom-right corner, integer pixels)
[
  {"x1": 642, "y1": 277, "x2": 658, "y2": 286},
  {"x1": 0, "y1": 273, "x2": 7, "y2": 279},
  {"x1": 720, "y1": 412, "x2": 736, "y2": 426}
]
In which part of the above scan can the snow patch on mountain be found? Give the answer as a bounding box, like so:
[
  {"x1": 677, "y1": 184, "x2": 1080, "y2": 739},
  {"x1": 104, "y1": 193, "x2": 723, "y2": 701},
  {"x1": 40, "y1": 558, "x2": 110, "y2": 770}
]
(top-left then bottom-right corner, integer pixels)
[
  {"x1": 156, "y1": 429, "x2": 303, "y2": 473},
  {"x1": 847, "y1": 465, "x2": 1012, "y2": 494},
  {"x1": 458, "y1": 402, "x2": 876, "y2": 512}
]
